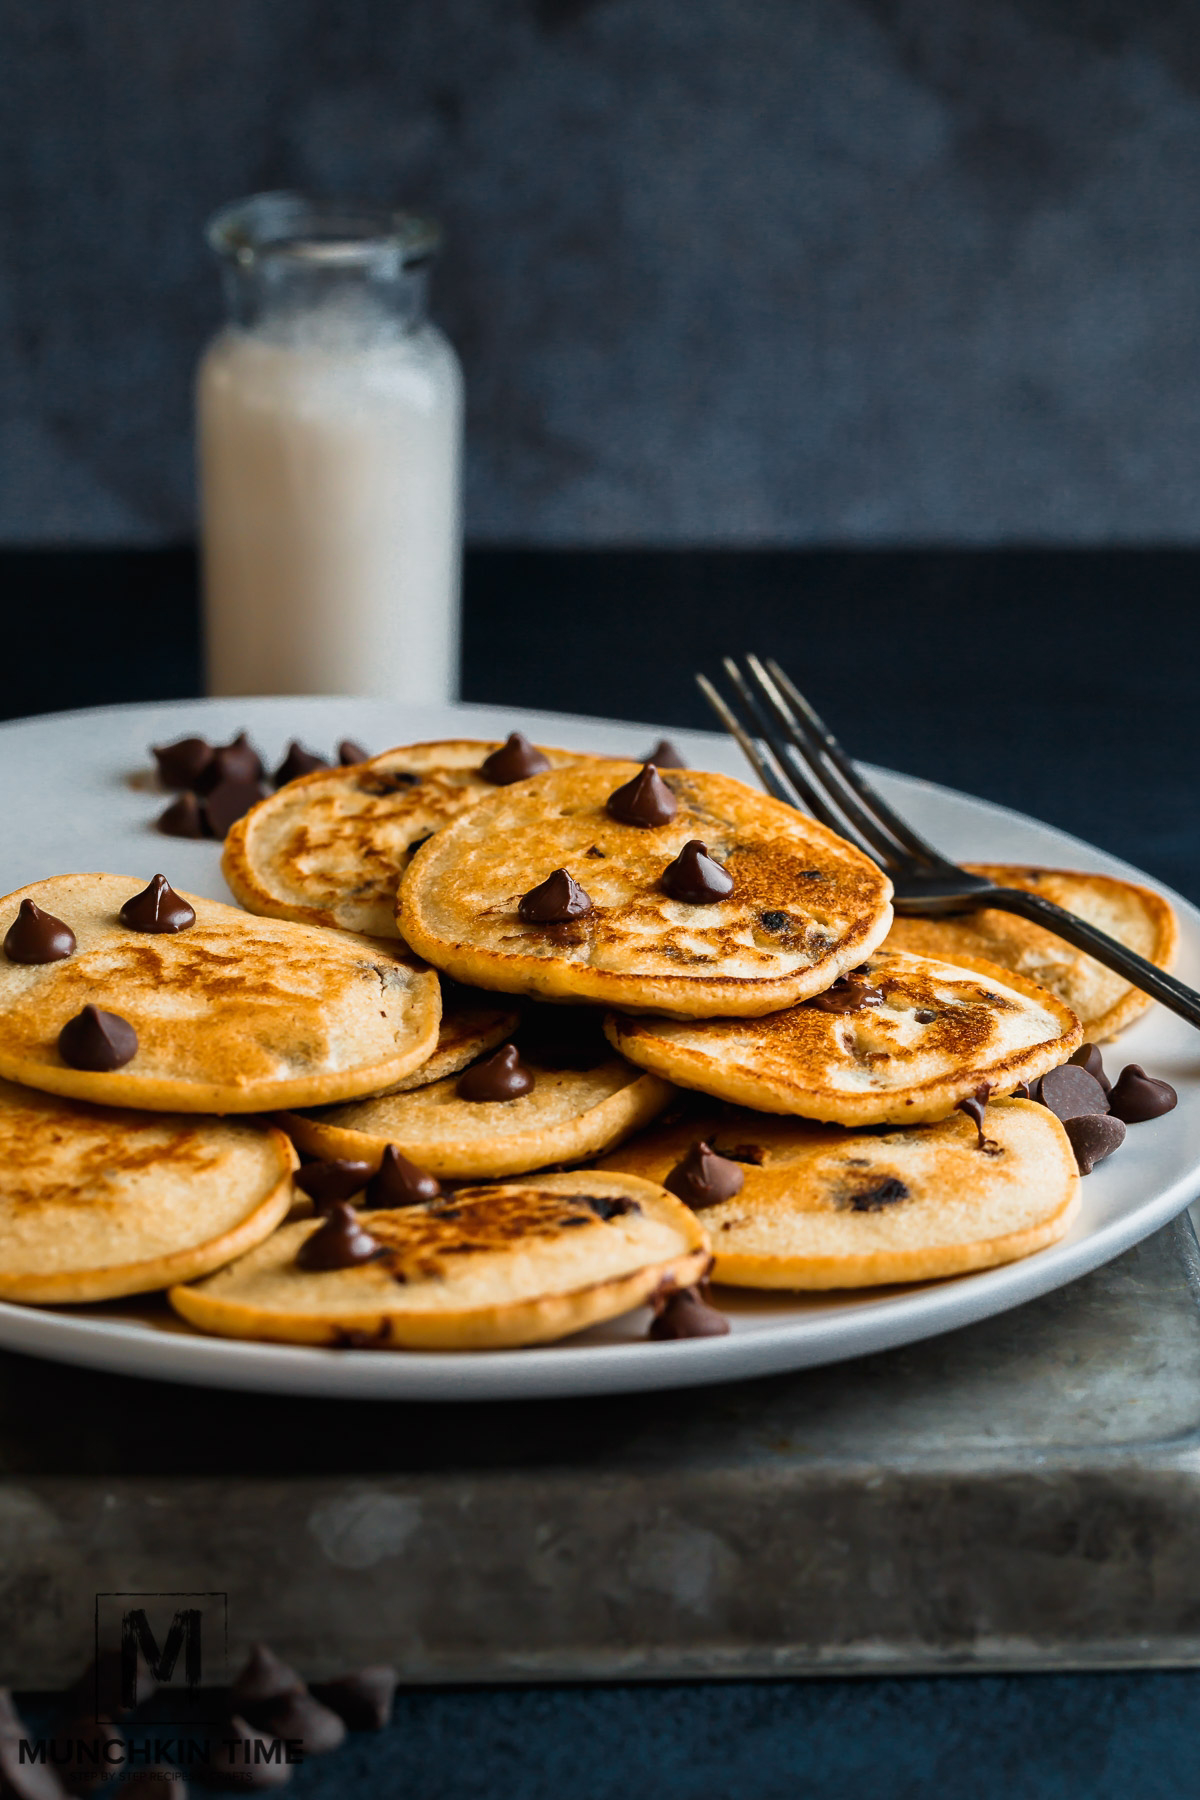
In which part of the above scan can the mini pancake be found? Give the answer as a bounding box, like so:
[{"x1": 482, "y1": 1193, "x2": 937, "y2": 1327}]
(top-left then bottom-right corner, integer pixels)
[
  {"x1": 169, "y1": 1171, "x2": 710, "y2": 1350},
  {"x1": 223, "y1": 739, "x2": 595, "y2": 938},
  {"x1": 598, "y1": 1100, "x2": 1079, "y2": 1288},
  {"x1": 0, "y1": 1077, "x2": 295, "y2": 1303},
  {"x1": 278, "y1": 1054, "x2": 673, "y2": 1178},
  {"x1": 0, "y1": 874, "x2": 441, "y2": 1113},
  {"x1": 605, "y1": 946, "x2": 1081, "y2": 1125},
  {"x1": 887, "y1": 864, "x2": 1177, "y2": 1042},
  {"x1": 371, "y1": 984, "x2": 519, "y2": 1096},
  {"x1": 399, "y1": 762, "x2": 894, "y2": 1017}
]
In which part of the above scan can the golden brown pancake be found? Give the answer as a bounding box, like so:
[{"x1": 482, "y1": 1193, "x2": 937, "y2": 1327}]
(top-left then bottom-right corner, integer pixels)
[
  {"x1": 371, "y1": 984, "x2": 519, "y2": 1095},
  {"x1": 169, "y1": 1172, "x2": 710, "y2": 1349},
  {"x1": 399, "y1": 763, "x2": 894, "y2": 1016},
  {"x1": 0, "y1": 1077, "x2": 295, "y2": 1302},
  {"x1": 0, "y1": 874, "x2": 440, "y2": 1113},
  {"x1": 279, "y1": 1054, "x2": 672, "y2": 1178},
  {"x1": 598, "y1": 1100, "x2": 1079, "y2": 1288},
  {"x1": 605, "y1": 946, "x2": 1081, "y2": 1125},
  {"x1": 222, "y1": 739, "x2": 596, "y2": 938},
  {"x1": 887, "y1": 865, "x2": 1177, "y2": 1042}
]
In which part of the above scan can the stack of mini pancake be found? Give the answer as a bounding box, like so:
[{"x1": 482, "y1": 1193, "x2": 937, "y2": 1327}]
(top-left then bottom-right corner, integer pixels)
[{"x1": 0, "y1": 734, "x2": 1177, "y2": 1349}]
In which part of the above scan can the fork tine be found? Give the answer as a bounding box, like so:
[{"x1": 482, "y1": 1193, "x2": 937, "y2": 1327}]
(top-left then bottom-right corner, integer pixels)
[
  {"x1": 761, "y1": 656, "x2": 957, "y2": 872},
  {"x1": 714, "y1": 663, "x2": 865, "y2": 842},
  {"x1": 694, "y1": 675, "x2": 815, "y2": 815}
]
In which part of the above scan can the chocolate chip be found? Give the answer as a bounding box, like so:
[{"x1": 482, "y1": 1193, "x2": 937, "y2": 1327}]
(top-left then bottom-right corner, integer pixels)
[
  {"x1": 809, "y1": 976, "x2": 884, "y2": 1013},
  {"x1": 338, "y1": 739, "x2": 371, "y2": 766},
  {"x1": 665, "y1": 1141, "x2": 745, "y2": 1209},
  {"x1": 152, "y1": 734, "x2": 215, "y2": 791},
  {"x1": 58, "y1": 1005, "x2": 137, "y2": 1072},
  {"x1": 256, "y1": 1689, "x2": 345, "y2": 1756},
  {"x1": 1064, "y1": 1112, "x2": 1126, "y2": 1174},
  {"x1": 200, "y1": 731, "x2": 264, "y2": 792},
  {"x1": 606, "y1": 763, "x2": 678, "y2": 828},
  {"x1": 518, "y1": 869, "x2": 593, "y2": 924},
  {"x1": 760, "y1": 910, "x2": 791, "y2": 933},
  {"x1": 1037, "y1": 1064, "x2": 1110, "y2": 1123},
  {"x1": 479, "y1": 732, "x2": 551, "y2": 785},
  {"x1": 661, "y1": 840, "x2": 733, "y2": 904},
  {"x1": 118, "y1": 873, "x2": 196, "y2": 934},
  {"x1": 577, "y1": 1194, "x2": 640, "y2": 1220},
  {"x1": 49, "y1": 1716, "x2": 125, "y2": 1794},
  {"x1": 648, "y1": 1286, "x2": 729, "y2": 1339},
  {"x1": 3, "y1": 899, "x2": 76, "y2": 964},
  {"x1": 356, "y1": 771, "x2": 419, "y2": 797},
  {"x1": 1069, "y1": 1042, "x2": 1111, "y2": 1095},
  {"x1": 204, "y1": 777, "x2": 267, "y2": 839},
  {"x1": 311, "y1": 1667, "x2": 397, "y2": 1732},
  {"x1": 456, "y1": 1043, "x2": 536, "y2": 1102},
  {"x1": 914, "y1": 1008, "x2": 937, "y2": 1024},
  {"x1": 364, "y1": 1145, "x2": 441, "y2": 1208},
  {"x1": 1108, "y1": 1064, "x2": 1178, "y2": 1124},
  {"x1": 847, "y1": 1177, "x2": 910, "y2": 1210},
  {"x1": 295, "y1": 1203, "x2": 381, "y2": 1271},
  {"x1": 1013, "y1": 1080, "x2": 1032, "y2": 1099},
  {"x1": 274, "y1": 741, "x2": 330, "y2": 786},
  {"x1": 956, "y1": 1087, "x2": 998, "y2": 1151},
  {"x1": 293, "y1": 1159, "x2": 374, "y2": 1211},
  {"x1": 232, "y1": 1644, "x2": 305, "y2": 1711},
  {"x1": 157, "y1": 790, "x2": 208, "y2": 838},
  {"x1": 205, "y1": 1715, "x2": 294, "y2": 1789},
  {"x1": 644, "y1": 738, "x2": 687, "y2": 769}
]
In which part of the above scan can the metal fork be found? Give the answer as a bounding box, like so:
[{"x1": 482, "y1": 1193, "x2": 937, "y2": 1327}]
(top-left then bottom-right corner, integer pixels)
[{"x1": 697, "y1": 653, "x2": 1200, "y2": 1032}]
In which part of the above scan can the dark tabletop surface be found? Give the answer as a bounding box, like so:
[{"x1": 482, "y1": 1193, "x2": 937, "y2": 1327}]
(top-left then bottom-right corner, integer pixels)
[{"x1": 3, "y1": 546, "x2": 1199, "y2": 1797}]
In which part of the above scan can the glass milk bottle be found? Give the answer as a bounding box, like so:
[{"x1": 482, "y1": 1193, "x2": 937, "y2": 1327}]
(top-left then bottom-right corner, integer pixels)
[{"x1": 198, "y1": 192, "x2": 463, "y2": 701}]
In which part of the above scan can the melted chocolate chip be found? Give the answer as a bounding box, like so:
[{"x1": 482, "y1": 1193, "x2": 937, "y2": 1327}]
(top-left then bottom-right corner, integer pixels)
[
  {"x1": 607, "y1": 763, "x2": 678, "y2": 828},
  {"x1": 364, "y1": 1145, "x2": 442, "y2": 1208},
  {"x1": 662, "y1": 839, "x2": 734, "y2": 904},
  {"x1": 152, "y1": 734, "x2": 214, "y2": 791},
  {"x1": 58, "y1": 1005, "x2": 137, "y2": 1071},
  {"x1": 274, "y1": 740, "x2": 330, "y2": 786},
  {"x1": 456, "y1": 1043, "x2": 536, "y2": 1102},
  {"x1": 311, "y1": 1667, "x2": 397, "y2": 1732},
  {"x1": 157, "y1": 790, "x2": 207, "y2": 838},
  {"x1": 294, "y1": 1159, "x2": 374, "y2": 1211},
  {"x1": 3, "y1": 899, "x2": 76, "y2": 963},
  {"x1": 338, "y1": 738, "x2": 371, "y2": 766},
  {"x1": 118, "y1": 873, "x2": 196, "y2": 934},
  {"x1": 232, "y1": 1644, "x2": 305, "y2": 1710},
  {"x1": 847, "y1": 1177, "x2": 909, "y2": 1211},
  {"x1": 1013, "y1": 1080, "x2": 1032, "y2": 1100},
  {"x1": 1069, "y1": 1042, "x2": 1111, "y2": 1094},
  {"x1": 1037, "y1": 1064, "x2": 1110, "y2": 1123},
  {"x1": 914, "y1": 1008, "x2": 937, "y2": 1024},
  {"x1": 518, "y1": 868, "x2": 593, "y2": 924},
  {"x1": 479, "y1": 732, "x2": 551, "y2": 785},
  {"x1": 956, "y1": 1092, "x2": 999, "y2": 1152},
  {"x1": 295, "y1": 1203, "x2": 381, "y2": 1271},
  {"x1": 760, "y1": 910, "x2": 791, "y2": 933},
  {"x1": 1064, "y1": 1112, "x2": 1126, "y2": 1174},
  {"x1": 200, "y1": 730, "x2": 264, "y2": 792},
  {"x1": 809, "y1": 976, "x2": 884, "y2": 1013},
  {"x1": 644, "y1": 738, "x2": 687, "y2": 769},
  {"x1": 257, "y1": 1689, "x2": 346, "y2": 1755},
  {"x1": 577, "y1": 1194, "x2": 640, "y2": 1220},
  {"x1": 648, "y1": 1285, "x2": 729, "y2": 1339},
  {"x1": 665, "y1": 1140, "x2": 745, "y2": 1209},
  {"x1": 204, "y1": 776, "x2": 267, "y2": 838},
  {"x1": 1108, "y1": 1064, "x2": 1178, "y2": 1124},
  {"x1": 357, "y1": 771, "x2": 419, "y2": 797}
]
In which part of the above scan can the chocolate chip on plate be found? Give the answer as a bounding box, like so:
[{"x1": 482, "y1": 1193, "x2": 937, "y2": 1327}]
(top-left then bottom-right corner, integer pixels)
[
  {"x1": 295, "y1": 1203, "x2": 381, "y2": 1271},
  {"x1": 518, "y1": 869, "x2": 593, "y2": 924},
  {"x1": 661, "y1": 839, "x2": 733, "y2": 904},
  {"x1": 1036, "y1": 1064, "x2": 1110, "y2": 1123},
  {"x1": 311, "y1": 1666, "x2": 398, "y2": 1732},
  {"x1": 157, "y1": 790, "x2": 208, "y2": 839},
  {"x1": 665, "y1": 1140, "x2": 745, "y2": 1209},
  {"x1": 232, "y1": 1643, "x2": 305, "y2": 1712},
  {"x1": 152, "y1": 734, "x2": 215, "y2": 791},
  {"x1": 118, "y1": 874, "x2": 196, "y2": 934},
  {"x1": 456, "y1": 1043, "x2": 536, "y2": 1102},
  {"x1": 607, "y1": 763, "x2": 678, "y2": 828},
  {"x1": 3, "y1": 899, "x2": 76, "y2": 964},
  {"x1": 274, "y1": 741, "x2": 330, "y2": 786},
  {"x1": 203, "y1": 777, "x2": 266, "y2": 839},
  {"x1": 644, "y1": 738, "x2": 687, "y2": 769},
  {"x1": 649, "y1": 1285, "x2": 729, "y2": 1340},
  {"x1": 294, "y1": 1159, "x2": 374, "y2": 1211},
  {"x1": 1064, "y1": 1113, "x2": 1126, "y2": 1175},
  {"x1": 58, "y1": 1005, "x2": 137, "y2": 1072},
  {"x1": 1108, "y1": 1064, "x2": 1178, "y2": 1124},
  {"x1": 1069, "y1": 1042, "x2": 1111, "y2": 1095},
  {"x1": 479, "y1": 732, "x2": 550, "y2": 785},
  {"x1": 363, "y1": 1145, "x2": 441, "y2": 1208},
  {"x1": 338, "y1": 739, "x2": 371, "y2": 766},
  {"x1": 201, "y1": 730, "x2": 264, "y2": 791}
]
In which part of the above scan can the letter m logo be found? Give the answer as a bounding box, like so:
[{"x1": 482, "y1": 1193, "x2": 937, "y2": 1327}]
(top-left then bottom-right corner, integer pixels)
[{"x1": 120, "y1": 1607, "x2": 202, "y2": 1709}]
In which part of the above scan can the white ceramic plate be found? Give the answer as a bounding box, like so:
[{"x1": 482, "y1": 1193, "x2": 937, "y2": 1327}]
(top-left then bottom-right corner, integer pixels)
[{"x1": 1, "y1": 694, "x2": 1198, "y2": 1401}]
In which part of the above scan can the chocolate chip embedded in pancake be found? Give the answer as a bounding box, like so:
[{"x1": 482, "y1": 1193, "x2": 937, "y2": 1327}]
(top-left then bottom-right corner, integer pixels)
[
  {"x1": 278, "y1": 1054, "x2": 673, "y2": 1179},
  {"x1": 604, "y1": 946, "x2": 1081, "y2": 1126},
  {"x1": 369, "y1": 983, "x2": 519, "y2": 1096},
  {"x1": 222, "y1": 738, "x2": 597, "y2": 939},
  {"x1": 399, "y1": 763, "x2": 893, "y2": 1018},
  {"x1": 168, "y1": 1171, "x2": 710, "y2": 1350},
  {"x1": 599, "y1": 1100, "x2": 1079, "y2": 1288},
  {"x1": 0, "y1": 874, "x2": 441, "y2": 1113},
  {"x1": 0, "y1": 1077, "x2": 295, "y2": 1302},
  {"x1": 886, "y1": 865, "x2": 1177, "y2": 1043}
]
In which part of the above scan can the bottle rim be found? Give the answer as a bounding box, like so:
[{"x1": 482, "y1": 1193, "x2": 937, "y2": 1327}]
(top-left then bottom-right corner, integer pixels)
[{"x1": 206, "y1": 191, "x2": 441, "y2": 269}]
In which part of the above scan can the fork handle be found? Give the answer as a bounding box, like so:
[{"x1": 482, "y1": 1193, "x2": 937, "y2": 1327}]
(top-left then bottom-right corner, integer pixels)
[{"x1": 976, "y1": 887, "x2": 1200, "y2": 1032}]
